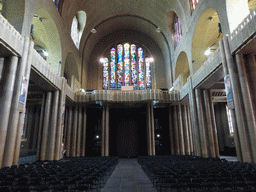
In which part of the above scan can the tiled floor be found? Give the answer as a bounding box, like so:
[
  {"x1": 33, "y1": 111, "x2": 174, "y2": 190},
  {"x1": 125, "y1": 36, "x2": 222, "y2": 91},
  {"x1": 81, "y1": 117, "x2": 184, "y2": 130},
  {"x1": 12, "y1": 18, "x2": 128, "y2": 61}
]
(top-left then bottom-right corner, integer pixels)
[{"x1": 102, "y1": 158, "x2": 156, "y2": 192}]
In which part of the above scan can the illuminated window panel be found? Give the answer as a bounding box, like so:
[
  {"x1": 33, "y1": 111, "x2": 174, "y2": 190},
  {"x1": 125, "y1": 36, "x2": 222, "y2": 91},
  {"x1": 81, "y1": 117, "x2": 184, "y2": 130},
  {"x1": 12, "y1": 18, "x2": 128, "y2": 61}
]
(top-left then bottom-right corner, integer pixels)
[
  {"x1": 131, "y1": 44, "x2": 137, "y2": 89},
  {"x1": 138, "y1": 47, "x2": 145, "y2": 90},
  {"x1": 191, "y1": 0, "x2": 199, "y2": 12},
  {"x1": 117, "y1": 44, "x2": 123, "y2": 89},
  {"x1": 124, "y1": 43, "x2": 130, "y2": 86},
  {"x1": 103, "y1": 58, "x2": 109, "y2": 90},
  {"x1": 174, "y1": 16, "x2": 182, "y2": 47},
  {"x1": 110, "y1": 48, "x2": 116, "y2": 90},
  {"x1": 145, "y1": 57, "x2": 152, "y2": 89}
]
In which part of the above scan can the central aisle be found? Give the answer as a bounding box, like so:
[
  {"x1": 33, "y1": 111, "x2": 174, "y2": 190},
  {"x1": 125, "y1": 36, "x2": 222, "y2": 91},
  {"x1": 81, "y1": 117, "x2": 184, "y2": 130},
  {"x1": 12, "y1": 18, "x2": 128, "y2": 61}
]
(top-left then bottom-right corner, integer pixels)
[{"x1": 102, "y1": 158, "x2": 156, "y2": 192}]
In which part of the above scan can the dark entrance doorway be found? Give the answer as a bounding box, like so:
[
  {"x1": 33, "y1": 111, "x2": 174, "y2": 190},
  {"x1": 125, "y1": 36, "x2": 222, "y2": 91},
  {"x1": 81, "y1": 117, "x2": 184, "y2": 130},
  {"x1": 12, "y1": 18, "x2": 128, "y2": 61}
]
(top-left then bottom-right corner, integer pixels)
[{"x1": 109, "y1": 105, "x2": 147, "y2": 157}]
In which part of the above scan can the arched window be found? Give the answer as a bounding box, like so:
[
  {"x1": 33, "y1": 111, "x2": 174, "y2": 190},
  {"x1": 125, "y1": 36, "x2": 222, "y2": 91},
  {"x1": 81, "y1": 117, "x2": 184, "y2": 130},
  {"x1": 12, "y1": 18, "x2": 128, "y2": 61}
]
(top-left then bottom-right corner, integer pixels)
[
  {"x1": 101, "y1": 43, "x2": 153, "y2": 90},
  {"x1": 71, "y1": 15, "x2": 79, "y2": 48},
  {"x1": 71, "y1": 11, "x2": 86, "y2": 49},
  {"x1": 174, "y1": 15, "x2": 182, "y2": 47},
  {"x1": 190, "y1": 0, "x2": 199, "y2": 13}
]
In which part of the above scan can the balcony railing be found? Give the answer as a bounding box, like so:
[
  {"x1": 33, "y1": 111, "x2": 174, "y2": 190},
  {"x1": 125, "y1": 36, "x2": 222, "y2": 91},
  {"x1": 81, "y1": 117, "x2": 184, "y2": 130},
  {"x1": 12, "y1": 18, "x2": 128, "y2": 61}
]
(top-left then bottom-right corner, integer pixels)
[
  {"x1": 76, "y1": 89, "x2": 180, "y2": 103},
  {"x1": 0, "y1": 14, "x2": 24, "y2": 56}
]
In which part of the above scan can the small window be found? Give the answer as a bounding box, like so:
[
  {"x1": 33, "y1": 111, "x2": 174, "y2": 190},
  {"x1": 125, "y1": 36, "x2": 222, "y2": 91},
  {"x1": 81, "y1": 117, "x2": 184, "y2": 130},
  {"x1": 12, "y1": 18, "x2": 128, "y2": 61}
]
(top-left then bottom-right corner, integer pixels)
[{"x1": 174, "y1": 15, "x2": 182, "y2": 47}]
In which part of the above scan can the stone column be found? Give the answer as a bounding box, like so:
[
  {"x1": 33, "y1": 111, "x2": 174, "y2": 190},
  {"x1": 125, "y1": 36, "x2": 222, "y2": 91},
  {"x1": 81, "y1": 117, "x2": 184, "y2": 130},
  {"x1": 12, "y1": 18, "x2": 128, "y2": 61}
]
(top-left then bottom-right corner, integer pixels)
[
  {"x1": 46, "y1": 91, "x2": 59, "y2": 161},
  {"x1": 2, "y1": 37, "x2": 30, "y2": 167},
  {"x1": 0, "y1": 57, "x2": 4, "y2": 80},
  {"x1": 31, "y1": 106, "x2": 41, "y2": 150},
  {"x1": 219, "y1": 39, "x2": 242, "y2": 162},
  {"x1": 66, "y1": 107, "x2": 73, "y2": 157},
  {"x1": 203, "y1": 90, "x2": 217, "y2": 157},
  {"x1": 71, "y1": 106, "x2": 78, "y2": 157},
  {"x1": 236, "y1": 53, "x2": 256, "y2": 162},
  {"x1": 81, "y1": 107, "x2": 87, "y2": 156},
  {"x1": 188, "y1": 77, "x2": 201, "y2": 156},
  {"x1": 223, "y1": 36, "x2": 252, "y2": 162},
  {"x1": 101, "y1": 105, "x2": 105, "y2": 156},
  {"x1": 39, "y1": 92, "x2": 52, "y2": 161},
  {"x1": 186, "y1": 106, "x2": 194, "y2": 154},
  {"x1": 13, "y1": 41, "x2": 34, "y2": 165},
  {"x1": 169, "y1": 107, "x2": 175, "y2": 155},
  {"x1": 54, "y1": 78, "x2": 67, "y2": 160},
  {"x1": 182, "y1": 105, "x2": 190, "y2": 155},
  {"x1": 178, "y1": 104, "x2": 185, "y2": 155},
  {"x1": 37, "y1": 93, "x2": 46, "y2": 160},
  {"x1": 195, "y1": 89, "x2": 208, "y2": 157},
  {"x1": 0, "y1": 56, "x2": 19, "y2": 167},
  {"x1": 147, "y1": 102, "x2": 152, "y2": 155},
  {"x1": 150, "y1": 102, "x2": 155, "y2": 156},
  {"x1": 105, "y1": 104, "x2": 110, "y2": 156},
  {"x1": 173, "y1": 106, "x2": 180, "y2": 154},
  {"x1": 76, "y1": 106, "x2": 83, "y2": 157}
]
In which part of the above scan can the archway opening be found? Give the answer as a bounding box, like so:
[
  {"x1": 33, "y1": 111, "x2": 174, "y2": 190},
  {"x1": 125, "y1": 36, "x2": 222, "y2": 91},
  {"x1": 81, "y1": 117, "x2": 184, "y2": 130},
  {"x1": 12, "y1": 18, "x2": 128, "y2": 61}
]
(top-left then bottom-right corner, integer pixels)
[
  {"x1": 175, "y1": 51, "x2": 190, "y2": 85},
  {"x1": 192, "y1": 8, "x2": 221, "y2": 73},
  {"x1": 30, "y1": 9, "x2": 62, "y2": 74}
]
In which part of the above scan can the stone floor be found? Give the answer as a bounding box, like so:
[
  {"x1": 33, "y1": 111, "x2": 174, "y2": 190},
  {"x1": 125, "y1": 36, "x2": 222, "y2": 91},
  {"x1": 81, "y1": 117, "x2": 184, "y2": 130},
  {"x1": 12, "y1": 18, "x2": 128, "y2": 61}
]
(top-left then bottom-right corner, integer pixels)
[{"x1": 102, "y1": 158, "x2": 157, "y2": 192}]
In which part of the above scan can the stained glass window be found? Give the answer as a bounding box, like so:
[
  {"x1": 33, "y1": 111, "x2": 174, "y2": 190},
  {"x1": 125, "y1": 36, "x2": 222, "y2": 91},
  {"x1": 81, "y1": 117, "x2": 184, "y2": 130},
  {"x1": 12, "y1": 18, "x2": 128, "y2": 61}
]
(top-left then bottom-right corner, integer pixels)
[
  {"x1": 110, "y1": 48, "x2": 116, "y2": 90},
  {"x1": 102, "y1": 43, "x2": 152, "y2": 90},
  {"x1": 174, "y1": 16, "x2": 182, "y2": 47},
  {"x1": 117, "y1": 44, "x2": 123, "y2": 89},
  {"x1": 53, "y1": 0, "x2": 60, "y2": 10},
  {"x1": 131, "y1": 44, "x2": 137, "y2": 89},
  {"x1": 190, "y1": 0, "x2": 199, "y2": 12},
  {"x1": 103, "y1": 58, "x2": 109, "y2": 90},
  {"x1": 145, "y1": 57, "x2": 152, "y2": 89},
  {"x1": 124, "y1": 43, "x2": 130, "y2": 86},
  {"x1": 138, "y1": 47, "x2": 145, "y2": 90}
]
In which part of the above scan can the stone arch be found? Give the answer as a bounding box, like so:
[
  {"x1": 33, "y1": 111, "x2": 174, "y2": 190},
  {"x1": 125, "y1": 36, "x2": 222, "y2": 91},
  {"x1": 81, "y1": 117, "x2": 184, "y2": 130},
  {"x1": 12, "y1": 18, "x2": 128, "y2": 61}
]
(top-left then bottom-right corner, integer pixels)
[
  {"x1": 31, "y1": 8, "x2": 62, "y2": 74},
  {"x1": 64, "y1": 52, "x2": 79, "y2": 87},
  {"x1": 192, "y1": 8, "x2": 221, "y2": 73},
  {"x1": 71, "y1": 10, "x2": 86, "y2": 49},
  {"x1": 175, "y1": 51, "x2": 190, "y2": 85}
]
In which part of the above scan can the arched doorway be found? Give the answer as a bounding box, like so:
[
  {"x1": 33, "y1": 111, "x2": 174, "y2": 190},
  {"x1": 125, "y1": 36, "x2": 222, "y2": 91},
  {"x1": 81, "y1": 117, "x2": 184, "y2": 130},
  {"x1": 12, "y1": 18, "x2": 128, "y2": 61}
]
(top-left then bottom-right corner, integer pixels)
[{"x1": 175, "y1": 51, "x2": 190, "y2": 85}]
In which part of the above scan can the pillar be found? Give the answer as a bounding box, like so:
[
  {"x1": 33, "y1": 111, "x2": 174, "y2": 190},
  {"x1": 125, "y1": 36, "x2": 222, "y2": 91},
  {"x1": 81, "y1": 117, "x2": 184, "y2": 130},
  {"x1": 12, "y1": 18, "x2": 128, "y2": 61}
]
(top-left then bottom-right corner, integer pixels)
[
  {"x1": 81, "y1": 107, "x2": 87, "y2": 156},
  {"x1": 0, "y1": 56, "x2": 19, "y2": 167},
  {"x1": 31, "y1": 106, "x2": 41, "y2": 150},
  {"x1": 195, "y1": 89, "x2": 208, "y2": 157},
  {"x1": 55, "y1": 78, "x2": 67, "y2": 160},
  {"x1": 182, "y1": 105, "x2": 191, "y2": 155},
  {"x1": 219, "y1": 39, "x2": 242, "y2": 162},
  {"x1": 76, "y1": 106, "x2": 82, "y2": 157},
  {"x1": 66, "y1": 107, "x2": 73, "y2": 157},
  {"x1": 178, "y1": 104, "x2": 185, "y2": 155},
  {"x1": 46, "y1": 91, "x2": 59, "y2": 161},
  {"x1": 223, "y1": 36, "x2": 252, "y2": 162},
  {"x1": 147, "y1": 102, "x2": 152, "y2": 155},
  {"x1": 203, "y1": 90, "x2": 218, "y2": 157},
  {"x1": 186, "y1": 106, "x2": 194, "y2": 154},
  {"x1": 71, "y1": 106, "x2": 78, "y2": 157},
  {"x1": 39, "y1": 92, "x2": 52, "y2": 161},
  {"x1": 101, "y1": 105, "x2": 105, "y2": 156},
  {"x1": 2, "y1": 37, "x2": 30, "y2": 167},
  {"x1": 169, "y1": 107, "x2": 175, "y2": 155},
  {"x1": 105, "y1": 104, "x2": 109, "y2": 156},
  {"x1": 13, "y1": 40, "x2": 34, "y2": 165},
  {"x1": 236, "y1": 53, "x2": 256, "y2": 162},
  {"x1": 173, "y1": 106, "x2": 180, "y2": 154},
  {"x1": 37, "y1": 93, "x2": 46, "y2": 160},
  {"x1": 188, "y1": 77, "x2": 201, "y2": 156},
  {"x1": 0, "y1": 57, "x2": 4, "y2": 80}
]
